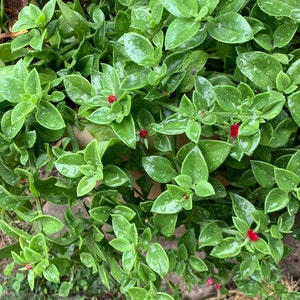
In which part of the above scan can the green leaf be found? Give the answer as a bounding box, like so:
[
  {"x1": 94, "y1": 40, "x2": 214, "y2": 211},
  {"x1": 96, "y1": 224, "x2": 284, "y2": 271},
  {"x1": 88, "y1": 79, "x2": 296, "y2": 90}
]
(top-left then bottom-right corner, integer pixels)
[
  {"x1": 274, "y1": 168, "x2": 299, "y2": 192},
  {"x1": 128, "y1": 287, "x2": 148, "y2": 300},
  {"x1": 288, "y1": 91, "x2": 300, "y2": 126},
  {"x1": 251, "y1": 160, "x2": 276, "y2": 188},
  {"x1": 123, "y1": 33, "x2": 156, "y2": 67},
  {"x1": 231, "y1": 193, "x2": 256, "y2": 226},
  {"x1": 188, "y1": 255, "x2": 208, "y2": 272},
  {"x1": 64, "y1": 75, "x2": 95, "y2": 105},
  {"x1": 253, "y1": 238, "x2": 270, "y2": 255},
  {"x1": 208, "y1": 12, "x2": 252, "y2": 44},
  {"x1": 84, "y1": 139, "x2": 102, "y2": 167},
  {"x1": 265, "y1": 188, "x2": 290, "y2": 213},
  {"x1": 214, "y1": 85, "x2": 242, "y2": 112},
  {"x1": 0, "y1": 186, "x2": 28, "y2": 210},
  {"x1": 112, "y1": 115, "x2": 136, "y2": 148},
  {"x1": 55, "y1": 153, "x2": 85, "y2": 178},
  {"x1": 77, "y1": 175, "x2": 97, "y2": 196},
  {"x1": 156, "y1": 292, "x2": 175, "y2": 300},
  {"x1": 154, "y1": 113, "x2": 188, "y2": 135},
  {"x1": 151, "y1": 191, "x2": 183, "y2": 214},
  {"x1": 11, "y1": 100, "x2": 36, "y2": 124},
  {"x1": 233, "y1": 217, "x2": 249, "y2": 235},
  {"x1": 165, "y1": 18, "x2": 200, "y2": 50},
  {"x1": 185, "y1": 120, "x2": 201, "y2": 143},
  {"x1": 35, "y1": 101, "x2": 65, "y2": 130},
  {"x1": 210, "y1": 237, "x2": 242, "y2": 258},
  {"x1": 103, "y1": 165, "x2": 129, "y2": 187},
  {"x1": 109, "y1": 238, "x2": 132, "y2": 252},
  {"x1": 59, "y1": 282, "x2": 73, "y2": 298},
  {"x1": 24, "y1": 68, "x2": 41, "y2": 98},
  {"x1": 43, "y1": 263, "x2": 60, "y2": 283},
  {"x1": 0, "y1": 220, "x2": 31, "y2": 240},
  {"x1": 198, "y1": 222, "x2": 223, "y2": 248},
  {"x1": 257, "y1": 0, "x2": 300, "y2": 22},
  {"x1": 181, "y1": 146, "x2": 208, "y2": 183},
  {"x1": 143, "y1": 156, "x2": 177, "y2": 183},
  {"x1": 89, "y1": 206, "x2": 112, "y2": 224},
  {"x1": 268, "y1": 237, "x2": 284, "y2": 263},
  {"x1": 1, "y1": 110, "x2": 24, "y2": 139},
  {"x1": 273, "y1": 22, "x2": 298, "y2": 49},
  {"x1": 236, "y1": 51, "x2": 283, "y2": 90},
  {"x1": 153, "y1": 214, "x2": 177, "y2": 237},
  {"x1": 194, "y1": 180, "x2": 215, "y2": 197},
  {"x1": 146, "y1": 243, "x2": 169, "y2": 278},
  {"x1": 160, "y1": 0, "x2": 187, "y2": 17},
  {"x1": 287, "y1": 151, "x2": 300, "y2": 178},
  {"x1": 31, "y1": 215, "x2": 64, "y2": 235},
  {"x1": 57, "y1": 0, "x2": 89, "y2": 37},
  {"x1": 113, "y1": 205, "x2": 136, "y2": 221}
]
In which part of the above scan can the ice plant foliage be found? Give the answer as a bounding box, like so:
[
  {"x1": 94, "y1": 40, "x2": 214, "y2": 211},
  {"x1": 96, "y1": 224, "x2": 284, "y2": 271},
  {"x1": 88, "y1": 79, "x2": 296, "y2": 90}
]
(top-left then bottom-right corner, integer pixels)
[
  {"x1": 247, "y1": 229, "x2": 259, "y2": 242},
  {"x1": 230, "y1": 123, "x2": 240, "y2": 138},
  {"x1": 1, "y1": 0, "x2": 300, "y2": 299}
]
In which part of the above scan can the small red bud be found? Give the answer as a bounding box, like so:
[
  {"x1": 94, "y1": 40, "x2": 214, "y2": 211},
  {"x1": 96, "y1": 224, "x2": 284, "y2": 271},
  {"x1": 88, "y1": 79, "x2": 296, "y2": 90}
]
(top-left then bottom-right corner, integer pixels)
[
  {"x1": 206, "y1": 277, "x2": 214, "y2": 285},
  {"x1": 107, "y1": 95, "x2": 117, "y2": 104},
  {"x1": 230, "y1": 123, "x2": 240, "y2": 138},
  {"x1": 215, "y1": 283, "x2": 221, "y2": 290},
  {"x1": 247, "y1": 229, "x2": 259, "y2": 242},
  {"x1": 26, "y1": 263, "x2": 31, "y2": 270},
  {"x1": 139, "y1": 129, "x2": 148, "y2": 138}
]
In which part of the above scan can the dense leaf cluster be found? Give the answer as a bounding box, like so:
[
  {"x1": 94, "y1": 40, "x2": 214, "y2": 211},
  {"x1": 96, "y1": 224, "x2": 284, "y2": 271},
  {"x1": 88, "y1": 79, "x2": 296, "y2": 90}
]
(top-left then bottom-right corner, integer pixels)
[{"x1": 0, "y1": 0, "x2": 300, "y2": 299}]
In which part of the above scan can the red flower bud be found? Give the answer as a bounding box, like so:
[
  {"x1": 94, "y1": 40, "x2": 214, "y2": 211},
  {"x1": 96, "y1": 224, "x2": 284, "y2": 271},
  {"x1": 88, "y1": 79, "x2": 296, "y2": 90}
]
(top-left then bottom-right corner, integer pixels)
[
  {"x1": 230, "y1": 123, "x2": 240, "y2": 138},
  {"x1": 206, "y1": 277, "x2": 214, "y2": 285},
  {"x1": 247, "y1": 229, "x2": 259, "y2": 242},
  {"x1": 139, "y1": 129, "x2": 148, "y2": 138},
  {"x1": 107, "y1": 95, "x2": 117, "y2": 104},
  {"x1": 215, "y1": 283, "x2": 221, "y2": 290},
  {"x1": 26, "y1": 263, "x2": 31, "y2": 270}
]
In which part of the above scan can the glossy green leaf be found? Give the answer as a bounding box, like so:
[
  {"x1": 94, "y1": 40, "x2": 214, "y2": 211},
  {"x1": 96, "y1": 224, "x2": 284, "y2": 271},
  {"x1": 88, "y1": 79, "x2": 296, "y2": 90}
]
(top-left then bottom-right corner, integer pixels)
[
  {"x1": 273, "y1": 22, "x2": 298, "y2": 49},
  {"x1": 251, "y1": 160, "x2": 276, "y2": 188},
  {"x1": 160, "y1": 0, "x2": 186, "y2": 17},
  {"x1": 194, "y1": 180, "x2": 215, "y2": 197},
  {"x1": 146, "y1": 243, "x2": 169, "y2": 278},
  {"x1": 0, "y1": 186, "x2": 28, "y2": 210},
  {"x1": 77, "y1": 175, "x2": 97, "y2": 196},
  {"x1": 156, "y1": 292, "x2": 175, "y2": 300},
  {"x1": 188, "y1": 255, "x2": 208, "y2": 272},
  {"x1": 55, "y1": 153, "x2": 85, "y2": 178},
  {"x1": 210, "y1": 237, "x2": 242, "y2": 258},
  {"x1": 123, "y1": 33, "x2": 156, "y2": 67},
  {"x1": 185, "y1": 120, "x2": 201, "y2": 143},
  {"x1": 151, "y1": 191, "x2": 183, "y2": 214},
  {"x1": 288, "y1": 91, "x2": 300, "y2": 126},
  {"x1": 109, "y1": 238, "x2": 132, "y2": 252},
  {"x1": 0, "y1": 220, "x2": 31, "y2": 240},
  {"x1": 231, "y1": 193, "x2": 256, "y2": 226},
  {"x1": 274, "y1": 168, "x2": 299, "y2": 192},
  {"x1": 36, "y1": 101, "x2": 65, "y2": 130},
  {"x1": 0, "y1": 77, "x2": 23, "y2": 103},
  {"x1": 214, "y1": 85, "x2": 242, "y2": 112},
  {"x1": 112, "y1": 115, "x2": 136, "y2": 148},
  {"x1": 208, "y1": 12, "x2": 252, "y2": 43},
  {"x1": 11, "y1": 100, "x2": 36, "y2": 124},
  {"x1": 57, "y1": 0, "x2": 89, "y2": 37},
  {"x1": 1, "y1": 110, "x2": 24, "y2": 139},
  {"x1": 43, "y1": 263, "x2": 60, "y2": 283},
  {"x1": 253, "y1": 238, "x2": 270, "y2": 255},
  {"x1": 89, "y1": 206, "x2": 112, "y2": 224},
  {"x1": 268, "y1": 237, "x2": 284, "y2": 263},
  {"x1": 103, "y1": 165, "x2": 129, "y2": 187},
  {"x1": 233, "y1": 217, "x2": 249, "y2": 235},
  {"x1": 154, "y1": 113, "x2": 188, "y2": 135},
  {"x1": 257, "y1": 0, "x2": 300, "y2": 22},
  {"x1": 265, "y1": 188, "x2": 290, "y2": 213},
  {"x1": 24, "y1": 68, "x2": 41, "y2": 98},
  {"x1": 143, "y1": 156, "x2": 177, "y2": 183},
  {"x1": 237, "y1": 51, "x2": 283, "y2": 90},
  {"x1": 165, "y1": 18, "x2": 200, "y2": 50},
  {"x1": 127, "y1": 287, "x2": 148, "y2": 300},
  {"x1": 64, "y1": 74, "x2": 95, "y2": 105},
  {"x1": 181, "y1": 146, "x2": 208, "y2": 183},
  {"x1": 287, "y1": 151, "x2": 300, "y2": 178},
  {"x1": 31, "y1": 215, "x2": 64, "y2": 235},
  {"x1": 198, "y1": 222, "x2": 223, "y2": 248},
  {"x1": 153, "y1": 214, "x2": 177, "y2": 237}
]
